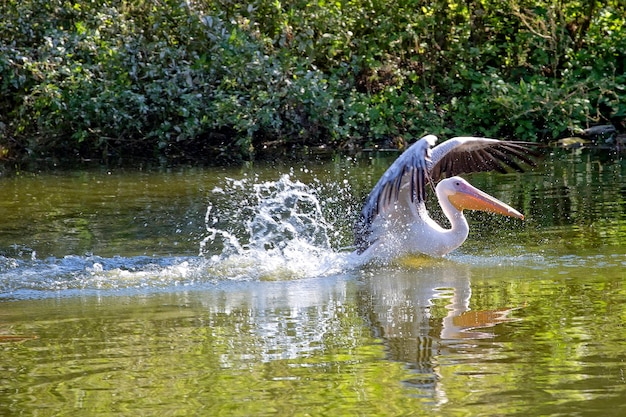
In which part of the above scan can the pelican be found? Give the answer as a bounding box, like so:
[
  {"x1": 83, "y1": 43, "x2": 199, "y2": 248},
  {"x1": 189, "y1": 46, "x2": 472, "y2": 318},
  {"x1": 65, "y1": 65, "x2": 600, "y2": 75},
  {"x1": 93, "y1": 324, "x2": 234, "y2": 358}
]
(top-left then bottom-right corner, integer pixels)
[{"x1": 354, "y1": 135, "x2": 536, "y2": 261}]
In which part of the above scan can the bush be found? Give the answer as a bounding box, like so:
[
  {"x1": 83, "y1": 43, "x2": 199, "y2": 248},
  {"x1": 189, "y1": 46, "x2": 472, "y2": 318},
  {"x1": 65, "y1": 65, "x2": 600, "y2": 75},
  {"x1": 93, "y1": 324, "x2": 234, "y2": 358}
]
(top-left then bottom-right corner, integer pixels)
[{"x1": 0, "y1": 0, "x2": 624, "y2": 163}]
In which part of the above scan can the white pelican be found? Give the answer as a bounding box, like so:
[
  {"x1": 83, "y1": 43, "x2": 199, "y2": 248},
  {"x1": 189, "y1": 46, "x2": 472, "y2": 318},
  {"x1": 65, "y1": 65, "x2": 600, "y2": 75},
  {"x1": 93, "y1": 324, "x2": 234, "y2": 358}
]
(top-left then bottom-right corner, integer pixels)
[{"x1": 354, "y1": 135, "x2": 536, "y2": 260}]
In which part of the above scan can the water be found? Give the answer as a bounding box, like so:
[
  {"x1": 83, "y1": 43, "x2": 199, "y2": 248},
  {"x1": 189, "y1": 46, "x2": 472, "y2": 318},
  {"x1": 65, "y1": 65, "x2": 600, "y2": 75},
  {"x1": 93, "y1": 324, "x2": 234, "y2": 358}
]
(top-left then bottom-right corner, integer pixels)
[{"x1": 0, "y1": 150, "x2": 625, "y2": 416}]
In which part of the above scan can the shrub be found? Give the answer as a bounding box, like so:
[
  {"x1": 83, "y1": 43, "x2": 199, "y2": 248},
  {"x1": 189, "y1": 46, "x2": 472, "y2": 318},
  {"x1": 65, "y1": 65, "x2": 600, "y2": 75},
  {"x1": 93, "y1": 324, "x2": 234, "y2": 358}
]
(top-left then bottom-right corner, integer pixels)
[{"x1": 0, "y1": 0, "x2": 624, "y2": 163}]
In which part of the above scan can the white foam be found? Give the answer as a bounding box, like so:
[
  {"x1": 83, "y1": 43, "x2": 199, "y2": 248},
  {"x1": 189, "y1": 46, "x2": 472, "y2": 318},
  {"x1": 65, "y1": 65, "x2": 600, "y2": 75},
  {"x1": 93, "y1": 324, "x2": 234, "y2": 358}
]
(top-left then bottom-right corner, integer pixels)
[{"x1": 199, "y1": 173, "x2": 355, "y2": 281}]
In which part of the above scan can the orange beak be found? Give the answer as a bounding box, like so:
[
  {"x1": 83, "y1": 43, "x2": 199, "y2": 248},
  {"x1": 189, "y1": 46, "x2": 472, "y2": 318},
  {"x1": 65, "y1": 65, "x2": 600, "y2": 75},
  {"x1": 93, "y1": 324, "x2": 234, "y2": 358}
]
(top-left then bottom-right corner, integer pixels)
[{"x1": 448, "y1": 182, "x2": 524, "y2": 220}]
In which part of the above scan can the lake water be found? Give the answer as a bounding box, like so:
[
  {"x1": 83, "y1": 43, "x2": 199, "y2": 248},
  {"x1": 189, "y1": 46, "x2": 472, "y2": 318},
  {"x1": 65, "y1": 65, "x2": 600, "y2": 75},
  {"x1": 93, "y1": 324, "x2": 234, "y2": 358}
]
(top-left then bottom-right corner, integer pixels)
[{"x1": 1, "y1": 149, "x2": 625, "y2": 416}]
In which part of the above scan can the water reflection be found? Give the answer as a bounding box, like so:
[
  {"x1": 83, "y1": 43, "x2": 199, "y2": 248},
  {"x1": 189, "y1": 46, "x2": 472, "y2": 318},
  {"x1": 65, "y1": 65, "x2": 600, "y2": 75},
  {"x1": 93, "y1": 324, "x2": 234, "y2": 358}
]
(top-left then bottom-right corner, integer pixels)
[
  {"x1": 360, "y1": 261, "x2": 522, "y2": 403},
  {"x1": 193, "y1": 275, "x2": 357, "y2": 365},
  {"x1": 2, "y1": 253, "x2": 625, "y2": 416}
]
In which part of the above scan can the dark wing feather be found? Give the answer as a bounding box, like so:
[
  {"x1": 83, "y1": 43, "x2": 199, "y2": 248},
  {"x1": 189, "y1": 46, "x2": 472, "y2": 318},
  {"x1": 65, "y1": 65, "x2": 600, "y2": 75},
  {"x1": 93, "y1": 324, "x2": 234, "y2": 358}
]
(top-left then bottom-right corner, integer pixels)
[{"x1": 429, "y1": 138, "x2": 539, "y2": 183}]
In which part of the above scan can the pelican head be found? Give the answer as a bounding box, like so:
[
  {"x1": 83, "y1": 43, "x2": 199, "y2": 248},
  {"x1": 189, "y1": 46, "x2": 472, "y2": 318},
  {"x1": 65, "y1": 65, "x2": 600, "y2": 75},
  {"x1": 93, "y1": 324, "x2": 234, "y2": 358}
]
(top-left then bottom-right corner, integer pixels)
[{"x1": 437, "y1": 176, "x2": 524, "y2": 220}]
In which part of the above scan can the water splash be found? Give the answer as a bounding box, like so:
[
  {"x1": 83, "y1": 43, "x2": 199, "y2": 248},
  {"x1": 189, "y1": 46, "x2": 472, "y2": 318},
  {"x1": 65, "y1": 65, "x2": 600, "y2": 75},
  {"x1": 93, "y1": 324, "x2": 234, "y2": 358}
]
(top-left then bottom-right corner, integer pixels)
[
  {"x1": 200, "y1": 173, "x2": 353, "y2": 281},
  {"x1": 0, "y1": 172, "x2": 359, "y2": 299},
  {"x1": 0, "y1": 255, "x2": 188, "y2": 299}
]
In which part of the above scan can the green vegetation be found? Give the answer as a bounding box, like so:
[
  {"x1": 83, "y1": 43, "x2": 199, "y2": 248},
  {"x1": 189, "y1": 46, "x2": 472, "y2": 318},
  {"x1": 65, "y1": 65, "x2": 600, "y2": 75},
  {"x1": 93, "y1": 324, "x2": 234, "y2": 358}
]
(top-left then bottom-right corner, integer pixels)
[{"x1": 1, "y1": 0, "x2": 624, "y2": 163}]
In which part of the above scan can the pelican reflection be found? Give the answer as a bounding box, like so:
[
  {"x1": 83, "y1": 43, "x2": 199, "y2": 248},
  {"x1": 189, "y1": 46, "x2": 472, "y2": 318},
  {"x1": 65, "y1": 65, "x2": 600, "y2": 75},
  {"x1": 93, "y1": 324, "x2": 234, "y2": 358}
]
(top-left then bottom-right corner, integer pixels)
[{"x1": 359, "y1": 259, "x2": 521, "y2": 402}]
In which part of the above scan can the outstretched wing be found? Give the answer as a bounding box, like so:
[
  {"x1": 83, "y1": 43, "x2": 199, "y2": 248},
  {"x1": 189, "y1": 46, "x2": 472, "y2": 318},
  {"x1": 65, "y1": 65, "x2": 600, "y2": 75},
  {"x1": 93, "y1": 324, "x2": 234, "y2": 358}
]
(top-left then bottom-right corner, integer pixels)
[
  {"x1": 429, "y1": 137, "x2": 538, "y2": 183},
  {"x1": 354, "y1": 135, "x2": 436, "y2": 253},
  {"x1": 354, "y1": 135, "x2": 538, "y2": 254}
]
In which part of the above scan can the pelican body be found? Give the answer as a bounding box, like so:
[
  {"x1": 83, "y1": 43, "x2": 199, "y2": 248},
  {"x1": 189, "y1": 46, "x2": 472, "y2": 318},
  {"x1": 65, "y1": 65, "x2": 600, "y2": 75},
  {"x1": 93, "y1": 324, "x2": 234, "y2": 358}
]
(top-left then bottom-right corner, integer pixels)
[{"x1": 354, "y1": 135, "x2": 535, "y2": 261}]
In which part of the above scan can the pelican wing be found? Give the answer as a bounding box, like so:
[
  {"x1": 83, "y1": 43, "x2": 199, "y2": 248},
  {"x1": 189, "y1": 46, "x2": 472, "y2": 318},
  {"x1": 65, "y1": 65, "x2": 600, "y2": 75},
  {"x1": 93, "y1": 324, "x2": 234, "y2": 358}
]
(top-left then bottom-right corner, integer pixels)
[
  {"x1": 354, "y1": 135, "x2": 436, "y2": 252},
  {"x1": 429, "y1": 137, "x2": 537, "y2": 183},
  {"x1": 354, "y1": 135, "x2": 538, "y2": 253}
]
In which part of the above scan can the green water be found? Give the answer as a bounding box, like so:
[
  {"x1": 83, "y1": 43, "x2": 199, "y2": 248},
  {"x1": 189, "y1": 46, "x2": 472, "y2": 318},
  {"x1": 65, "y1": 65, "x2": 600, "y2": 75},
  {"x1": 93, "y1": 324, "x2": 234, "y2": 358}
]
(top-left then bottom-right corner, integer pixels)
[{"x1": 0, "y1": 150, "x2": 625, "y2": 416}]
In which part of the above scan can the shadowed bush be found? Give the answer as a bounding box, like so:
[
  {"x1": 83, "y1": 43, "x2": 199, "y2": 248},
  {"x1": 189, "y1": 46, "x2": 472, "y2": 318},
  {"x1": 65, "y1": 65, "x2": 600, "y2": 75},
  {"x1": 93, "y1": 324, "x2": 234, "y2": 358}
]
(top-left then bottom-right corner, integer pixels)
[{"x1": 1, "y1": 0, "x2": 624, "y2": 163}]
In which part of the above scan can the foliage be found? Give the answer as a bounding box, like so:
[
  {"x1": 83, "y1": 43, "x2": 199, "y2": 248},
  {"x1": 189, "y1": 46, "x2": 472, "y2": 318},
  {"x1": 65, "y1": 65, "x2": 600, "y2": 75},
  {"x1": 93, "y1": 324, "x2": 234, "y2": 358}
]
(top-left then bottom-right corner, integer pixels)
[{"x1": 0, "y1": 0, "x2": 624, "y2": 162}]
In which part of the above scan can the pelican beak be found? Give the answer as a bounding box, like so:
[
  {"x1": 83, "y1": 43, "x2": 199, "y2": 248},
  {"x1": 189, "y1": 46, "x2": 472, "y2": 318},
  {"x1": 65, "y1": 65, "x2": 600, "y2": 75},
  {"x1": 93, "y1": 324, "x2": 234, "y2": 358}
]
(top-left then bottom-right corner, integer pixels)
[{"x1": 448, "y1": 182, "x2": 524, "y2": 220}]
